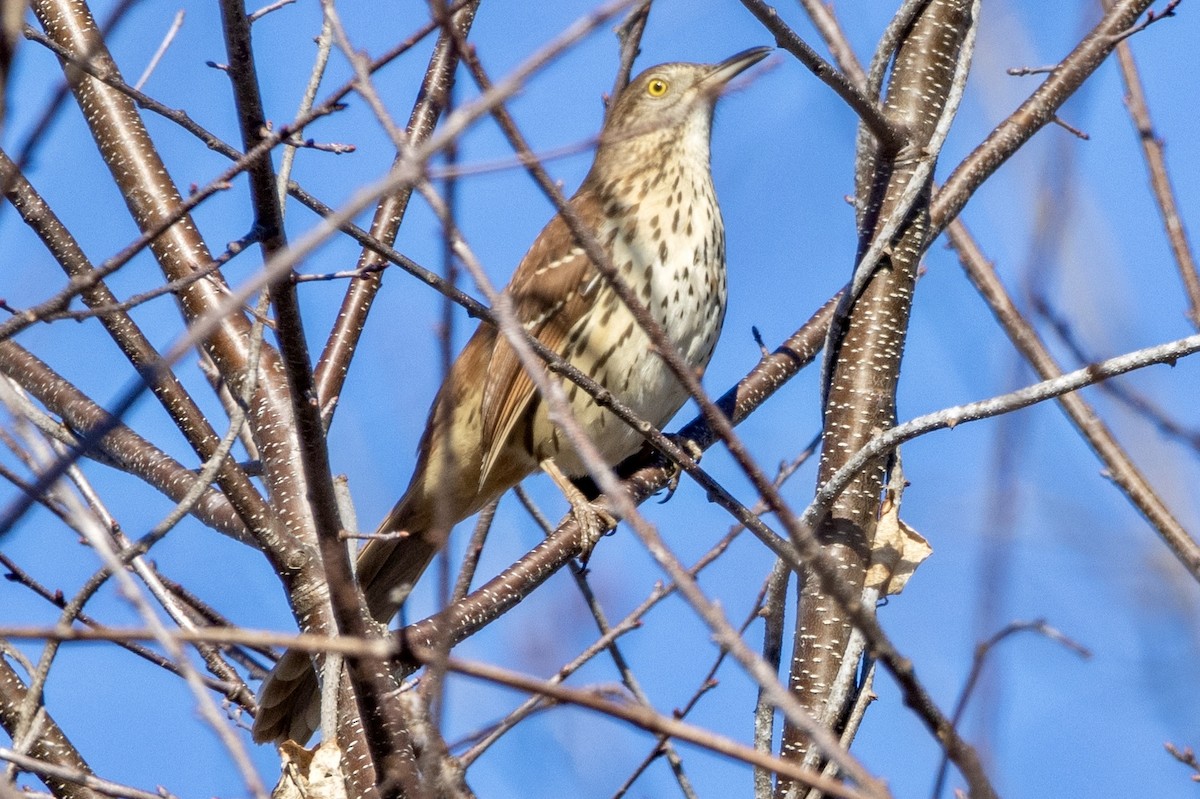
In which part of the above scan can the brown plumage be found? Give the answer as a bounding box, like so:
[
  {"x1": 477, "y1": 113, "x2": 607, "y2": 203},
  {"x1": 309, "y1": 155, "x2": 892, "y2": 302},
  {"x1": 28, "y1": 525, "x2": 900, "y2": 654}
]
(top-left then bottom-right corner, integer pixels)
[{"x1": 253, "y1": 47, "x2": 770, "y2": 745}]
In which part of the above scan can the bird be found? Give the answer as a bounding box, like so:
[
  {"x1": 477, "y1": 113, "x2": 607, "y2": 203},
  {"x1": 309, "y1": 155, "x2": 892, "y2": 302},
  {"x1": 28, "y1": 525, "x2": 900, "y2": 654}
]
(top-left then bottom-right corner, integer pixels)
[{"x1": 253, "y1": 46, "x2": 771, "y2": 745}]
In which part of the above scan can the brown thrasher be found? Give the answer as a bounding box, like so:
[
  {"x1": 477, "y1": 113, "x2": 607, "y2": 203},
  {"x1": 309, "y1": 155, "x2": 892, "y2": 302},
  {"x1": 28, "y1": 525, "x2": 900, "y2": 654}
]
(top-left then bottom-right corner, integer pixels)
[{"x1": 253, "y1": 46, "x2": 770, "y2": 744}]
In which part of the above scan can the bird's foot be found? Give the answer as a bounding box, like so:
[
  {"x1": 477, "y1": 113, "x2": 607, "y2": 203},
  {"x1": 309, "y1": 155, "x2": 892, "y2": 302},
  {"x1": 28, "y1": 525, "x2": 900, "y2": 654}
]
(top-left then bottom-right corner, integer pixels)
[
  {"x1": 659, "y1": 434, "x2": 703, "y2": 503},
  {"x1": 541, "y1": 460, "x2": 617, "y2": 551}
]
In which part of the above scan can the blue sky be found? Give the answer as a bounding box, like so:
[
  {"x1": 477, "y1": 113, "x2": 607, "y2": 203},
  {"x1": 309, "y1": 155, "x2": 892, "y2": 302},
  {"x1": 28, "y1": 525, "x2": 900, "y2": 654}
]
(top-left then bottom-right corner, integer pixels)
[{"x1": 2, "y1": 1, "x2": 1199, "y2": 797}]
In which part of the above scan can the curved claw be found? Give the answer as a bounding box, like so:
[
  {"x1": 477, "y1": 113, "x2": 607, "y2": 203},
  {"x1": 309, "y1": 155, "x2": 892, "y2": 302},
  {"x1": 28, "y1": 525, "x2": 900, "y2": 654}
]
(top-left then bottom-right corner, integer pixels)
[{"x1": 658, "y1": 434, "x2": 703, "y2": 503}]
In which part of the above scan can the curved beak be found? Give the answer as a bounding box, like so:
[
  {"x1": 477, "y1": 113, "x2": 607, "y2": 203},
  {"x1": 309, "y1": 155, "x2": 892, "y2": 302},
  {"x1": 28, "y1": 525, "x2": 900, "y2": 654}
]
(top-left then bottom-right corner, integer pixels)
[{"x1": 704, "y1": 46, "x2": 772, "y2": 91}]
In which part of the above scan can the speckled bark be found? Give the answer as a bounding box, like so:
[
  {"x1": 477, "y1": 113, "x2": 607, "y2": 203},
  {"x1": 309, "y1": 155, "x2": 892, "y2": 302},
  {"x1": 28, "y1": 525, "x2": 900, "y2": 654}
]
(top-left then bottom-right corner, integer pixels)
[
  {"x1": 0, "y1": 649, "x2": 102, "y2": 799},
  {"x1": 0, "y1": 150, "x2": 272, "y2": 536},
  {"x1": 30, "y1": 0, "x2": 332, "y2": 650},
  {"x1": 777, "y1": 0, "x2": 974, "y2": 786}
]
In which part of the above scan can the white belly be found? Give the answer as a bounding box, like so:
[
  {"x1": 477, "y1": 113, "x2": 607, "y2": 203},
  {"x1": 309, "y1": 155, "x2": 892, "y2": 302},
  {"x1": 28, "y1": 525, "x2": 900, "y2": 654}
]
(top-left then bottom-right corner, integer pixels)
[{"x1": 545, "y1": 176, "x2": 727, "y2": 476}]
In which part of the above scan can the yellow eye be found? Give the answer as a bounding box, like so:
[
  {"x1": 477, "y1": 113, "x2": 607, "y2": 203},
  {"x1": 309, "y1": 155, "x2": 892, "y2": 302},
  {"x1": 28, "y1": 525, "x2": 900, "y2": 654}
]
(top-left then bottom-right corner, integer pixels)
[{"x1": 646, "y1": 77, "x2": 669, "y2": 97}]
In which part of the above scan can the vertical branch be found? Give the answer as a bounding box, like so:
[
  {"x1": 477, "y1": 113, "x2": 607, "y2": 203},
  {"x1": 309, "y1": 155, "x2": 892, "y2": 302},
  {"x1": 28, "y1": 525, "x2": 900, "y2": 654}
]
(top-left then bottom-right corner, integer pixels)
[
  {"x1": 313, "y1": 1, "x2": 480, "y2": 417},
  {"x1": 29, "y1": 0, "x2": 316, "y2": 585},
  {"x1": 779, "y1": 0, "x2": 976, "y2": 784},
  {"x1": 217, "y1": 2, "x2": 421, "y2": 794}
]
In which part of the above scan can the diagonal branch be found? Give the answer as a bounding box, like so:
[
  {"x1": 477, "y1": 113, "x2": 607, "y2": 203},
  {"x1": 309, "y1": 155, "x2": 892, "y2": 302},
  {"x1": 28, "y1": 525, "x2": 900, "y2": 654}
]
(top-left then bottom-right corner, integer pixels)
[
  {"x1": 946, "y1": 220, "x2": 1200, "y2": 580},
  {"x1": 312, "y1": 0, "x2": 481, "y2": 419},
  {"x1": 0, "y1": 149, "x2": 270, "y2": 535},
  {"x1": 0, "y1": 341, "x2": 246, "y2": 539},
  {"x1": 0, "y1": 651, "x2": 102, "y2": 799},
  {"x1": 1105, "y1": 0, "x2": 1200, "y2": 329},
  {"x1": 932, "y1": 0, "x2": 1156, "y2": 236},
  {"x1": 780, "y1": 2, "x2": 978, "y2": 789}
]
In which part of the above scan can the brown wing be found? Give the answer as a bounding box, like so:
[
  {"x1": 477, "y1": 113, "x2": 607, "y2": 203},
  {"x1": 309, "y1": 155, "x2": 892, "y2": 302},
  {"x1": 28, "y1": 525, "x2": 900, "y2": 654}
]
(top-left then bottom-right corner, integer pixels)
[{"x1": 478, "y1": 191, "x2": 606, "y2": 486}]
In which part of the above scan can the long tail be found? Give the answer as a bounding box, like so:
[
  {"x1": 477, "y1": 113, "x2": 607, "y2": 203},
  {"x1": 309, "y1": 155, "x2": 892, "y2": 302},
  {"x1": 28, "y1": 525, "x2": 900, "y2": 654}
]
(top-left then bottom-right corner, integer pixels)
[{"x1": 251, "y1": 502, "x2": 438, "y2": 745}]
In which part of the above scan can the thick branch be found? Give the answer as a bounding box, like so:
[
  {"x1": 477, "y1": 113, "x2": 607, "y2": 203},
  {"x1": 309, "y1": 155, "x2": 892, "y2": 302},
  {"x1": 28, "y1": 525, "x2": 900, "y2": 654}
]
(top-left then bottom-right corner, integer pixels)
[
  {"x1": 0, "y1": 649, "x2": 102, "y2": 799},
  {"x1": 0, "y1": 149, "x2": 271, "y2": 536},
  {"x1": 218, "y1": 1, "x2": 420, "y2": 793},
  {"x1": 30, "y1": 0, "x2": 317, "y2": 583},
  {"x1": 781, "y1": 0, "x2": 981, "y2": 792}
]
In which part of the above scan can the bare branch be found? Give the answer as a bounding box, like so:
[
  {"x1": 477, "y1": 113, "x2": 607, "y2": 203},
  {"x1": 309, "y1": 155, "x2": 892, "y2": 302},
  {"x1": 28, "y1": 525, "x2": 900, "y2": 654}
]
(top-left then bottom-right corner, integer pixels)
[
  {"x1": 131, "y1": 9, "x2": 183, "y2": 90},
  {"x1": 738, "y1": 0, "x2": 903, "y2": 153},
  {"x1": 0, "y1": 654, "x2": 103, "y2": 799},
  {"x1": 1105, "y1": 0, "x2": 1200, "y2": 328},
  {"x1": 947, "y1": 221, "x2": 1200, "y2": 580},
  {"x1": 413, "y1": 651, "x2": 876, "y2": 799}
]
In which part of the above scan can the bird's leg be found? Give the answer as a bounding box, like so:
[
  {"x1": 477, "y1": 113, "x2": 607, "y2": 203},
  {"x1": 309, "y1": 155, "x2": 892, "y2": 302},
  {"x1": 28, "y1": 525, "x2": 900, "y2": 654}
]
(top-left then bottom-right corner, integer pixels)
[
  {"x1": 540, "y1": 459, "x2": 617, "y2": 549},
  {"x1": 659, "y1": 434, "x2": 703, "y2": 502}
]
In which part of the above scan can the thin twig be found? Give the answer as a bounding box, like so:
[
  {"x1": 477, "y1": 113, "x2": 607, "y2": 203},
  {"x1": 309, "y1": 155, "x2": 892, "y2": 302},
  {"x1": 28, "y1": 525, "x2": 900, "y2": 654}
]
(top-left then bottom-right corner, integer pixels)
[
  {"x1": 416, "y1": 651, "x2": 875, "y2": 799},
  {"x1": 132, "y1": 9, "x2": 184, "y2": 90},
  {"x1": 0, "y1": 747, "x2": 175, "y2": 799},
  {"x1": 1105, "y1": 0, "x2": 1200, "y2": 329},
  {"x1": 931, "y1": 621, "x2": 1090, "y2": 798}
]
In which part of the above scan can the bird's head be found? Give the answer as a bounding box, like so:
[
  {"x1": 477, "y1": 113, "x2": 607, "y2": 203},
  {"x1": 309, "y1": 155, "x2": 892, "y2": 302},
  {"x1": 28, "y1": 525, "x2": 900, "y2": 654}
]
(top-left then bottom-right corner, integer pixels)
[{"x1": 596, "y1": 47, "x2": 771, "y2": 165}]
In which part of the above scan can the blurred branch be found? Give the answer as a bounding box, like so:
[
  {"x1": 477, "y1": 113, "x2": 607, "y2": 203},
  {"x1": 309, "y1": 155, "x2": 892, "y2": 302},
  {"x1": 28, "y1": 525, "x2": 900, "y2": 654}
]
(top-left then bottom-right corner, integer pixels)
[
  {"x1": 458, "y1": 481, "x2": 757, "y2": 766},
  {"x1": 131, "y1": 8, "x2": 183, "y2": 90},
  {"x1": 512, "y1": 490, "x2": 697, "y2": 799},
  {"x1": 39, "y1": 481, "x2": 268, "y2": 799},
  {"x1": 0, "y1": 745, "x2": 168, "y2": 799},
  {"x1": 247, "y1": 0, "x2": 296, "y2": 24},
  {"x1": 1164, "y1": 742, "x2": 1200, "y2": 782},
  {"x1": 276, "y1": 14, "x2": 332, "y2": 207},
  {"x1": 755, "y1": 559, "x2": 790, "y2": 799},
  {"x1": 1031, "y1": 292, "x2": 1200, "y2": 455},
  {"x1": 932, "y1": 620, "x2": 1090, "y2": 798},
  {"x1": 795, "y1": 0, "x2": 867, "y2": 87},
  {"x1": 0, "y1": 341, "x2": 247, "y2": 539},
  {"x1": 0, "y1": 553, "x2": 245, "y2": 693},
  {"x1": 1105, "y1": 0, "x2": 1200, "y2": 329},
  {"x1": 411, "y1": 650, "x2": 875, "y2": 799},
  {"x1": 613, "y1": 561, "x2": 779, "y2": 799},
  {"x1": 0, "y1": 626, "x2": 395, "y2": 657},
  {"x1": 947, "y1": 221, "x2": 1200, "y2": 580}
]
